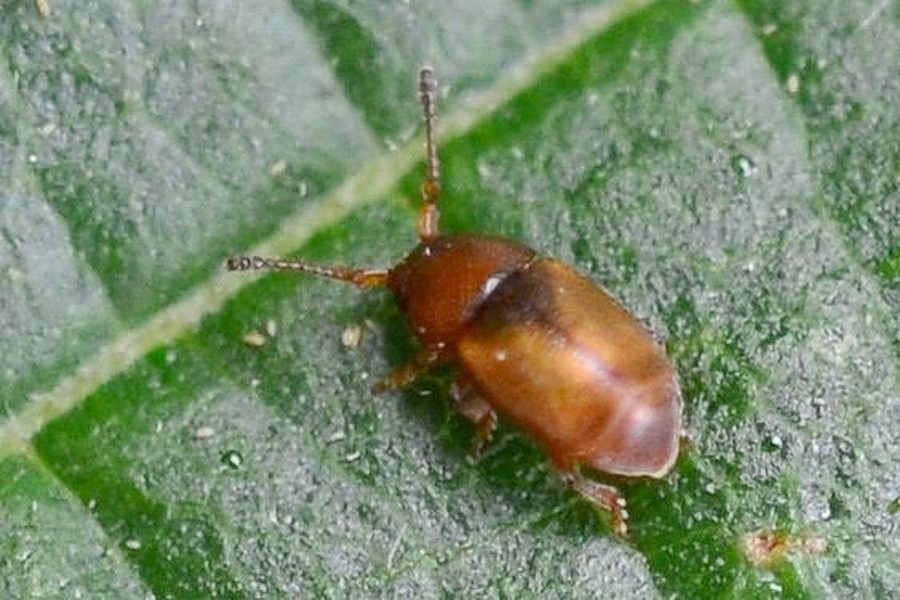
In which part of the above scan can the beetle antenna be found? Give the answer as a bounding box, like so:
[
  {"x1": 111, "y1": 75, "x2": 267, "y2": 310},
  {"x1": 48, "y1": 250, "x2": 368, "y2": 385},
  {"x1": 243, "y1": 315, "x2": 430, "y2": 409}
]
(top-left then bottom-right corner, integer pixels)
[
  {"x1": 226, "y1": 255, "x2": 388, "y2": 288},
  {"x1": 418, "y1": 66, "x2": 440, "y2": 240}
]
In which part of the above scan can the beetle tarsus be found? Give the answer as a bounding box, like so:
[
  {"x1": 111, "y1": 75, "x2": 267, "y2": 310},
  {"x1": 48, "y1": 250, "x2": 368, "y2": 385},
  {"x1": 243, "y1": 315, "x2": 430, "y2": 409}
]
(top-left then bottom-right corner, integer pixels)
[
  {"x1": 563, "y1": 473, "x2": 629, "y2": 537},
  {"x1": 471, "y1": 412, "x2": 497, "y2": 458},
  {"x1": 451, "y1": 377, "x2": 498, "y2": 458}
]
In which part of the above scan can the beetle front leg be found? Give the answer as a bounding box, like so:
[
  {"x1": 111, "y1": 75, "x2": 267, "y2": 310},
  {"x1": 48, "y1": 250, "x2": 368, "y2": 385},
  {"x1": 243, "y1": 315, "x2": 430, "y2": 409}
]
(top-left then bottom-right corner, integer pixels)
[
  {"x1": 450, "y1": 377, "x2": 497, "y2": 458},
  {"x1": 371, "y1": 346, "x2": 446, "y2": 393},
  {"x1": 561, "y1": 472, "x2": 629, "y2": 537}
]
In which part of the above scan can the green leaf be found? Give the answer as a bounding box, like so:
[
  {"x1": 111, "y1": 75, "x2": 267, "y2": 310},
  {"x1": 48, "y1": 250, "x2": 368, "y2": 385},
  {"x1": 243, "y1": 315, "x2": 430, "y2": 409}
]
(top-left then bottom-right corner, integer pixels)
[{"x1": 2, "y1": 0, "x2": 897, "y2": 597}]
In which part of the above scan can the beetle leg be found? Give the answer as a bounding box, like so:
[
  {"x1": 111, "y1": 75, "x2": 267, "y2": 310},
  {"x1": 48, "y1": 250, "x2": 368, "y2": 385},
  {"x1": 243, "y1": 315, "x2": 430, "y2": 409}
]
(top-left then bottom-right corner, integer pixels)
[
  {"x1": 450, "y1": 377, "x2": 498, "y2": 458},
  {"x1": 679, "y1": 428, "x2": 693, "y2": 452},
  {"x1": 372, "y1": 346, "x2": 446, "y2": 393},
  {"x1": 561, "y1": 472, "x2": 629, "y2": 537}
]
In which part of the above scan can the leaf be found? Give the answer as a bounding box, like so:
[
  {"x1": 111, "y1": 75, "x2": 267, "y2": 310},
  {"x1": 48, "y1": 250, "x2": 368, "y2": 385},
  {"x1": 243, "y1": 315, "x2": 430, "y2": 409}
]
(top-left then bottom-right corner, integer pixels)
[{"x1": 1, "y1": 0, "x2": 897, "y2": 597}]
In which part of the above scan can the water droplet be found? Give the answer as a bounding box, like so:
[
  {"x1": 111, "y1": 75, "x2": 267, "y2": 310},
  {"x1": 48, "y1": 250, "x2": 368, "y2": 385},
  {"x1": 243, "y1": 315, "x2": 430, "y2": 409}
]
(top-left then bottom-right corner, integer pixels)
[
  {"x1": 731, "y1": 154, "x2": 757, "y2": 178},
  {"x1": 221, "y1": 449, "x2": 243, "y2": 469},
  {"x1": 762, "y1": 433, "x2": 784, "y2": 452}
]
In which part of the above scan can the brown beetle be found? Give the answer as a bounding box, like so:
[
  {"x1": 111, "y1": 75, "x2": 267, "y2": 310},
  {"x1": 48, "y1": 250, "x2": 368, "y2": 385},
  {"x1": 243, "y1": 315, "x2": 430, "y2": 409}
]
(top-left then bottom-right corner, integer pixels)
[{"x1": 228, "y1": 68, "x2": 682, "y2": 535}]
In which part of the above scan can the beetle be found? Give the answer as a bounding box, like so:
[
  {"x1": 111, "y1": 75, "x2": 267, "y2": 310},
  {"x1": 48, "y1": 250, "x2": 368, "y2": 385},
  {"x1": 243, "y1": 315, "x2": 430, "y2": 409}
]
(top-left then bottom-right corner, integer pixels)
[{"x1": 227, "y1": 67, "x2": 682, "y2": 535}]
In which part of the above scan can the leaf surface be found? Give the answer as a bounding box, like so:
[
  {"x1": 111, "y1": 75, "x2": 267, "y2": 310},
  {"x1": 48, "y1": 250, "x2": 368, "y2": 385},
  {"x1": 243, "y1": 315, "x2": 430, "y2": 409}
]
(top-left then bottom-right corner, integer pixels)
[{"x1": 1, "y1": 0, "x2": 897, "y2": 597}]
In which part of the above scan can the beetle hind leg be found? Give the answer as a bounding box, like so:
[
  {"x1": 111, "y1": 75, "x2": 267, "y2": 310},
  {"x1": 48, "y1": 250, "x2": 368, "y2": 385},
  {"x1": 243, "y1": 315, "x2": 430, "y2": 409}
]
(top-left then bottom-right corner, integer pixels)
[
  {"x1": 450, "y1": 377, "x2": 497, "y2": 459},
  {"x1": 561, "y1": 472, "x2": 629, "y2": 537}
]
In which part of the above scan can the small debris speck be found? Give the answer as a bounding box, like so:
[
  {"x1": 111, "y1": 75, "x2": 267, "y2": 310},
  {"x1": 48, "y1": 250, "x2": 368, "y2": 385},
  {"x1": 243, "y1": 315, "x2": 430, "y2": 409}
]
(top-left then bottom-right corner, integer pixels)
[
  {"x1": 762, "y1": 23, "x2": 777, "y2": 36},
  {"x1": 124, "y1": 539, "x2": 141, "y2": 551},
  {"x1": 35, "y1": 0, "x2": 51, "y2": 17},
  {"x1": 741, "y1": 529, "x2": 826, "y2": 567},
  {"x1": 327, "y1": 430, "x2": 347, "y2": 443},
  {"x1": 242, "y1": 330, "x2": 267, "y2": 347},
  {"x1": 342, "y1": 324, "x2": 362, "y2": 348},
  {"x1": 742, "y1": 530, "x2": 785, "y2": 566},
  {"x1": 266, "y1": 319, "x2": 278, "y2": 337},
  {"x1": 786, "y1": 74, "x2": 800, "y2": 94},
  {"x1": 268, "y1": 160, "x2": 287, "y2": 176},
  {"x1": 194, "y1": 426, "x2": 215, "y2": 440}
]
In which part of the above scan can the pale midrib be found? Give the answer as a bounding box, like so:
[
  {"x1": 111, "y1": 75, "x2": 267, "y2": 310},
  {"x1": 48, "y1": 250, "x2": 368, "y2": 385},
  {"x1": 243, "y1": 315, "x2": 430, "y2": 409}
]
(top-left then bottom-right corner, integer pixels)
[{"x1": 0, "y1": 0, "x2": 657, "y2": 458}]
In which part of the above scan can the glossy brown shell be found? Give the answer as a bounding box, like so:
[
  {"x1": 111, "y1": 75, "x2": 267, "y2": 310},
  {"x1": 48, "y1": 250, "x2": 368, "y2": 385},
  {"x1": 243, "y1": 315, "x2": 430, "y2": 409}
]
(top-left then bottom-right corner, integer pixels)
[
  {"x1": 457, "y1": 257, "x2": 681, "y2": 477},
  {"x1": 390, "y1": 234, "x2": 681, "y2": 479}
]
